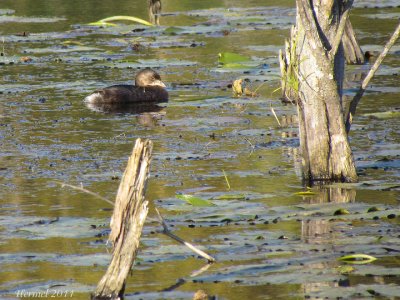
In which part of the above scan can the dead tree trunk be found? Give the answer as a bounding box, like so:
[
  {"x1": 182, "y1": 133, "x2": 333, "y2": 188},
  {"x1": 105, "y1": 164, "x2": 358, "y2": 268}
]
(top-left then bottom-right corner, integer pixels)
[
  {"x1": 342, "y1": 20, "x2": 365, "y2": 64},
  {"x1": 280, "y1": 2, "x2": 400, "y2": 184},
  {"x1": 148, "y1": 0, "x2": 161, "y2": 25},
  {"x1": 92, "y1": 138, "x2": 153, "y2": 300},
  {"x1": 280, "y1": 0, "x2": 358, "y2": 183}
]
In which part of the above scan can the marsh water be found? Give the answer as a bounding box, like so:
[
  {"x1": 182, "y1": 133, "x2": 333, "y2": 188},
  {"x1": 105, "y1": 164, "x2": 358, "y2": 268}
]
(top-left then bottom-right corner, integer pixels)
[{"x1": 1, "y1": 0, "x2": 400, "y2": 299}]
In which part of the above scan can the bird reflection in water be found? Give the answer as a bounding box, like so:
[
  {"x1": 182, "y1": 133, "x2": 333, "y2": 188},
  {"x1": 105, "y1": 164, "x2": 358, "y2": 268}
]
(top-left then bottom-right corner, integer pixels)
[{"x1": 85, "y1": 102, "x2": 166, "y2": 127}]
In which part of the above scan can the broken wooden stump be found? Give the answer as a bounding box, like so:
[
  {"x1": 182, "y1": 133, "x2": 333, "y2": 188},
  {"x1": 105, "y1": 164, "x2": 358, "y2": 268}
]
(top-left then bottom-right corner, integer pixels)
[{"x1": 92, "y1": 138, "x2": 153, "y2": 300}]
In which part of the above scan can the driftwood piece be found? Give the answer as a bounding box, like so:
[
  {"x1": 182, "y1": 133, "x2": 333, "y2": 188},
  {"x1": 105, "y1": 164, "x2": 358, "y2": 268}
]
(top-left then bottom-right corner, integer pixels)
[
  {"x1": 155, "y1": 208, "x2": 216, "y2": 263},
  {"x1": 92, "y1": 138, "x2": 153, "y2": 300}
]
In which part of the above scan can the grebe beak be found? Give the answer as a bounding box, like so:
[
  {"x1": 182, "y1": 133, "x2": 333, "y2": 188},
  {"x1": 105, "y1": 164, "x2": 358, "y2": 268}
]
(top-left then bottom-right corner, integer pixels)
[{"x1": 150, "y1": 80, "x2": 166, "y2": 88}]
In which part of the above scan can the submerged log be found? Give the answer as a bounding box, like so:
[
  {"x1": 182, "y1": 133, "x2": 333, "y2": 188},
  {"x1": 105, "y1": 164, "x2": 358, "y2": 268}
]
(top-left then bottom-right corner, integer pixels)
[{"x1": 92, "y1": 138, "x2": 153, "y2": 300}]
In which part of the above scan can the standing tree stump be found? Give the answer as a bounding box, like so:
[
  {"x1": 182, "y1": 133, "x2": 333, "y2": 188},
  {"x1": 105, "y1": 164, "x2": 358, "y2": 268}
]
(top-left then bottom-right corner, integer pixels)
[
  {"x1": 148, "y1": 0, "x2": 162, "y2": 26},
  {"x1": 279, "y1": 0, "x2": 358, "y2": 183},
  {"x1": 279, "y1": 1, "x2": 399, "y2": 184},
  {"x1": 92, "y1": 138, "x2": 153, "y2": 300}
]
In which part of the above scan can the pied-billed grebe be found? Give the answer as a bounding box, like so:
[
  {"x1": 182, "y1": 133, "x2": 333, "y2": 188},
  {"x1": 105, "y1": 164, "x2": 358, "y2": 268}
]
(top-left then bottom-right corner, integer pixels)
[{"x1": 84, "y1": 68, "x2": 168, "y2": 104}]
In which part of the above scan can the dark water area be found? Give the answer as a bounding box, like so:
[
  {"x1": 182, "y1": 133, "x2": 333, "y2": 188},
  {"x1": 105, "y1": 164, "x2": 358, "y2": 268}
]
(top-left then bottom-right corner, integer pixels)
[{"x1": 0, "y1": 0, "x2": 399, "y2": 299}]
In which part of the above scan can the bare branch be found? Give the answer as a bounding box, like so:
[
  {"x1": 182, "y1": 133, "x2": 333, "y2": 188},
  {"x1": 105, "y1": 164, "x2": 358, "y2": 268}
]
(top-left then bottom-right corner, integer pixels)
[
  {"x1": 155, "y1": 208, "x2": 216, "y2": 263},
  {"x1": 190, "y1": 263, "x2": 212, "y2": 277},
  {"x1": 54, "y1": 181, "x2": 114, "y2": 206},
  {"x1": 270, "y1": 106, "x2": 282, "y2": 127},
  {"x1": 346, "y1": 21, "x2": 400, "y2": 132},
  {"x1": 330, "y1": 0, "x2": 354, "y2": 58}
]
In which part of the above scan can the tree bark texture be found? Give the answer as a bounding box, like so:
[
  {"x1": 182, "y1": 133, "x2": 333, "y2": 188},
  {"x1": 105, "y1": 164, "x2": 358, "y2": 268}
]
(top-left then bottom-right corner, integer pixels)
[
  {"x1": 92, "y1": 138, "x2": 153, "y2": 300},
  {"x1": 280, "y1": 0, "x2": 358, "y2": 183},
  {"x1": 342, "y1": 20, "x2": 365, "y2": 64}
]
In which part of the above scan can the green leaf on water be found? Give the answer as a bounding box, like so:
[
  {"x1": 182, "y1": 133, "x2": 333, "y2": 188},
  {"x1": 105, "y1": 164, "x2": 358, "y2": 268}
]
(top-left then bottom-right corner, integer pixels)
[
  {"x1": 176, "y1": 194, "x2": 215, "y2": 207},
  {"x1": 218, "y1": 52, "x2": 251, "y2": 65},
  {"x1": 334, "y1": 208, "x2": 350, "y2": 216},
  {"x1": 265, "y1": 251, "x2": 294, "y2": 258},
  {"x1": 374, "y1": 236, "x2": 388, "y2": 243},
  {"x1": 364, "y1": 110, "x2": 400, "y2": 119},
  {"x1": 164, "y1": 26, "x2": 185, "y2": 35},
  {"x1": 87, "y1": 21, "x2": 117, "y2": 27},
  {"x1": 222, "y1": 169, "x2": 231, "y2": 190},
  {"x1": 294, "y1": 190, "x2": 316, "y2": 196},
  {"x1": 335, "y1": 265, "x2": 355, "y2": 274},
  {"x1": 338, "y1": 254, "x2": 377, "y2": 264},
  {"x1": 62, "y1": 40, "x2": 85, "y2": 46},
  {"x1": 367, "y1": 206, "x2": 380, "y2": 213},
  {"x1": 89, "y1": 15, "x2": 154, "y2": 27},
  {"x1": 213, "y1": 194, "x2": 246, "y2": 200},
  {"x1": 222, "y1": 63, "x2": 253, "y2": 69},
  {"x1": 100, "y1": 16, "x2": 153, "y2": 26}
]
